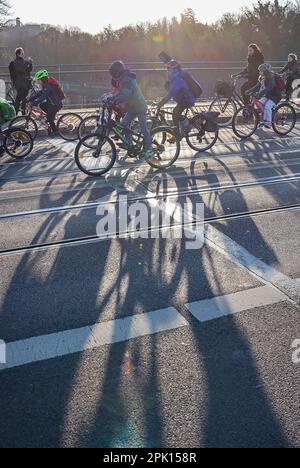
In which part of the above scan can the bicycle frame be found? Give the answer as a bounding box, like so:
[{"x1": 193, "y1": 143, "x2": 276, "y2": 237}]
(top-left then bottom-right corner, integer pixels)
[
  {"x1": 97, "y1": 103, "x2": 146, "y2": 152},
  {"x1": 215, "y1": 78, "x2": 245, "y2": 111},
  {"x1": 250, "y1": 97, "x2": 265, "y2": 114}
]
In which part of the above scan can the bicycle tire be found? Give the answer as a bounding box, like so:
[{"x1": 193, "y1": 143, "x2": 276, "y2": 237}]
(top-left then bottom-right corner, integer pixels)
[
  {"x1": 185, "y1": 115, "x2": 219, "y2": 152},
  {"x1": 147, "y1": 126, "x2": 180, "y2": 170},
  {"x1": 75, "y1": 134, "x2": 117, "y2": 176},
  {"x1": 272, "y1": 102, "x2": 297, "y2": 136},
  {"x1": 8, "y1": 115, "x2": 38, "y2": 140},
  {"x1": 209, "y1": 97, "x2": 237, "y2": 127},
  {"x1": 57, "y1": 113, "x2": 82, "y2": 141},
  {"x1": 232, "y1": 106, "x2": 259, "y2": 139},
  {"x1": 3, "y1": 127, "x2": 34, "y2": 158},
  {"x1": 78, "y1": 115, "x2": 99, "y2": 139}
]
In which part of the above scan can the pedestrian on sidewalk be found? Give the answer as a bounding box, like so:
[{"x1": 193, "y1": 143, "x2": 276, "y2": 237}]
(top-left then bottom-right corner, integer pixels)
[{"x1": 9, "y1": 47, "x2": 33, "y2": 115}]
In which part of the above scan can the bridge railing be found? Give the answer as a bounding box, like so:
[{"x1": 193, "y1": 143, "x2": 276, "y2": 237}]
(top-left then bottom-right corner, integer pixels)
[{"x1": 0, "y1": 61, "x2": 287, "y2": 108}]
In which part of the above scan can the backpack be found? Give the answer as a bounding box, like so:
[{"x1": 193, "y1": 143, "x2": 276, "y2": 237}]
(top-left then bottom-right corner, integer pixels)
[
  {"x1": 48, "y1": 77, "x2": 66, "y2": 100},
  {"x1": 0, "y1": 97, "x2": 16, "y2": 125},
  {"x1": 274, "y1": 74, "x2": 285, "y2": 92},
  {"x1": 183, "y1": 72, "x2": 202, "y2": 98}
]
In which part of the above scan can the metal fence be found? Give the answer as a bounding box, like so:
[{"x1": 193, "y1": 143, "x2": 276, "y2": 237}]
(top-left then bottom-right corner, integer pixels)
[{"x1": 0, "y1": 61, "x2": 287, "y2": 108}]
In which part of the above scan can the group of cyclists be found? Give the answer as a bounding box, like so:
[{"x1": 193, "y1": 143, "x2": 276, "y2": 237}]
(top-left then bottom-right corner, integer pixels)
[{"x1": 0, "y1": 42, "x2": 299, "y2": 166}]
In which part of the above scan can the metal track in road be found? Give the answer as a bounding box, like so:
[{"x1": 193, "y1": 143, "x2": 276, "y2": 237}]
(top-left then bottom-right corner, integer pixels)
[
  {"x1": 0, "y1": 135, "x2": 300, "y2": 179},
  {"x1": 1, "y1": 202, "x2": 300, "y2": 256},
  {"x1": 1, "y1": 154, "x2": 300, "y2": 199},
  {"x1": 1, "y1": 172, "x2": 300, "y2": 220}
]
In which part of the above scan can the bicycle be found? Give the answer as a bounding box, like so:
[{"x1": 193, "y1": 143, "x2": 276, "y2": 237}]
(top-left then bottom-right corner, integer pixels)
[
  {"x1": 8, "y1": 100, "x2": 83, "y2": 141},
  {"x1": 209, "y1": 77, "x2": 245, "y2": 127},
  {"x1": 232, "y1": 95, "x2": 297, "y2": 139},
  {"x1": 75, "y1": 96, "x2": 181, "y2": 176},
  {"x1": 0, "y1": 124, "x2": 34, "y2": 159},
  {"x1": 133, "y1": 101, "x2": 220, "y2": 152}
]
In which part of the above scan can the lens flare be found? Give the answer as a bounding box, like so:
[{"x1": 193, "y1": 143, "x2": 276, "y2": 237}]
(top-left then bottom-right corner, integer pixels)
[{"x1": 152, "y1": 34, "x2": 165, "y2": 44}]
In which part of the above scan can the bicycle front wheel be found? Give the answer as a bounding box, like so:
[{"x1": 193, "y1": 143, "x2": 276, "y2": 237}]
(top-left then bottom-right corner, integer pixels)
[
  {"x1": 57, "y1": 113, "x2": 82, "y2": 141},
  {"x1": 272, "y1": 102, "x2": 296, "y2": 136},
  {"x1": 3, "y1": 128, "x2": 34, "y2": 158},
  {"x1": 232, "y1": 106, "x2": 259, "y2": 139},
  {"x1": 209, "y1": 97, "x2": 237, "y2": 127},
  {"x1": 148, "y1": 127, "x2": 180, "y2": 170},
  {"x1": 8, "y1": 116, "x2": 38, "y2": 140},
  {"x1": 75, "y1": 134, "x2": 117, "y2": 176}
]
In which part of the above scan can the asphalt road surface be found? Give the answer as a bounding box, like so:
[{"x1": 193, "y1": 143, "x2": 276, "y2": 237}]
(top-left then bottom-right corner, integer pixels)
[{"x1": 0, "y1": 124, "x2": 299, "y2": 448}]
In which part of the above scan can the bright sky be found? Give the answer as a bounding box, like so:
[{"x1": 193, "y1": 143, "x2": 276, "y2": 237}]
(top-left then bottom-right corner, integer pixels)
[{"x1": 9, "y1": 0, "x2": 249, "y2": 34}]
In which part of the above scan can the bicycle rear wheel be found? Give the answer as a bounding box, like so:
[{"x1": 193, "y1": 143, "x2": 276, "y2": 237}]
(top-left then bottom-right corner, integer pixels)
[
  {"x1": 57, "y1": 113, "x2": 82, "y2": 141},
  {"x1": 232, "y1": 106, "x2": 259, "y2": 139},
  {"x1": 148, "y1": 127, "x2": 180, "y2": 170},
  {"x1": 8, "y1": 115, "x2": 38, "y2": 140},
  {"x1": 78, "y1": 115, "x2": 99, "y2": 139},
  {"x1": 3, "y1": 128, "x2": 33, "y2": 158},
  {"x1": 75, "y1": 134, "x2": 117, "y2": 176},
  {"x1": 272, "y1": 102, "x2": 296, "y2": 136},
  {"x1": 209, "y1": 97, "x2": 237, "y2": 127},
  {"x1": 186, "y1": 115, "x2": 219, "y2": 152}
]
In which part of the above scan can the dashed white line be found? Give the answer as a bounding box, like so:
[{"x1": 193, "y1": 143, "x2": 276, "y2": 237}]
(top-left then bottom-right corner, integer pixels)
[{"x1": 187, "y1": 284, "x2": 286, "y2": 323}]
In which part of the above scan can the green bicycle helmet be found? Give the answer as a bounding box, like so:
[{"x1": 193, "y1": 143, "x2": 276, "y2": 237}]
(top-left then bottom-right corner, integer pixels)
[{"x1": 34, "y1": 69, "x2": 49, "y2": 80}]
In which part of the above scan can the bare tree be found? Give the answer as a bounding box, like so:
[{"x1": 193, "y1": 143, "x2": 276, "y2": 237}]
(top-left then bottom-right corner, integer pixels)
[{"x1": 0, "y1": 0, "x2": 10, "y2": 29}]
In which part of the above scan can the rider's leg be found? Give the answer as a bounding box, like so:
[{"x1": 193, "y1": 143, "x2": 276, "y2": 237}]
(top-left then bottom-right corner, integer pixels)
[
  {"x1": 40, "y1": 102, "x2": 60, "y2": 133},
  {"x1": 286, "y1": 76, "x2": 294, "y2": 100},
  {"x1": 21, "y1": 87, "x2": 30, "y2": 115},
  {"x1": 263, "y1": 99, "x2": 275, "y2": 128},
  {"x1": 120, "y1": 111, "x2": 136, "y2": 146},
  {"x1": 241, "y1": 80, "x2": 257, "y2": 105},
  {"x1": 14, "y1": 88, "x2": 27, "y2": 115},
  {"x1": 172, "y1": 103, "x2": 186, "y2": 135},
  {"x1": 137, "y1": 110, "x2": 152, "y2": 151}
]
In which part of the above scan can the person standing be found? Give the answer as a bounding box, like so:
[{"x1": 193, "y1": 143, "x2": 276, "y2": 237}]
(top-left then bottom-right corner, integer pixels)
[
  {"x1": 9, "y1": 48, "x2": 33, "y2": 115},
  {"x1": 279, "y1": 54, "x2": 300, "y2": 100},
  {"x1": 232, "y1": 43, "x2": 265, "y2": 104}
]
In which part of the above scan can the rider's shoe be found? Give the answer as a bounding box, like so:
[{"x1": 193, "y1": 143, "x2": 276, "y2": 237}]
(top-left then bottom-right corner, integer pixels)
[
  {"x1": 263, "y1": 122, "x2": 272, "y2": 129},
  {"x1": 139, "y1": 148, "x2": 154, "y2": 160},
  {"x1": 140, "y1": 149, "x2": 161, "y2": 165}
]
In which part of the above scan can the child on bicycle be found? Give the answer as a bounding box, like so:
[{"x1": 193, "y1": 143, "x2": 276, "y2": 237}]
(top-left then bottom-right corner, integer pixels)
[
  {"x1": 0, "y1": 97, "x2": 16, "y2": 126},
  {"x1": 246, "y1": 63, "x2": 282, "y2": 129},
  {"x1": 109, "y1": 61, "x2": 153, "y2": 160},
  {"x1": 29, "y1": 70, "x2": 64, "y2": 136},
  {"x1": 157, "y1": 59, "x2": 197, "y2": 140},
  {"x1": 279, "y1": 54, "x2": 300, "y2": 100},
  {"x1": 0, "y1": 97, "x2": 16, "y2": 156}
]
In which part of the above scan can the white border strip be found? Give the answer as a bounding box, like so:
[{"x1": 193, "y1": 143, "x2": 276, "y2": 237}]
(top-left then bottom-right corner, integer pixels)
[
  {"x1": 187, "y1": 285, "x2": 286, "y2": 323},
  {"x1": 0, "y1": 307, "x2": 187, "y2": 371}
]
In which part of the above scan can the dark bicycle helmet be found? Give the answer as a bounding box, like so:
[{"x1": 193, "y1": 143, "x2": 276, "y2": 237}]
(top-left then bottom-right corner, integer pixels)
[{"x1": 109, "y1": 61, "x2": 126, "y2": 78}]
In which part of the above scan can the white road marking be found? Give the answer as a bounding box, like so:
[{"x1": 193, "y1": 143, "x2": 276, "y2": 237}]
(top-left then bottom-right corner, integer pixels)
[
  {"x1": 0, "y1": 307, "x2": 187, "y2": 371},
  {"x1": 141, "y1": 185, "x2": 300, "y2": 305},
  {"x1": 205, "y1": 224, "x2": 300, "y2": 305},
  {"x1": 187, "y1": 284, "x2": 286, "y2": 323}
]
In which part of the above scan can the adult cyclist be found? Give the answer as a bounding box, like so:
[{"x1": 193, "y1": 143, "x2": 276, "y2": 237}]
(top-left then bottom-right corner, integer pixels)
[
  {"x1": 157, "y1": 59, "x2": 196, "y2": 140},
  {"x1": 109, "y1": 61, "x2": 154, "y2": 160}
]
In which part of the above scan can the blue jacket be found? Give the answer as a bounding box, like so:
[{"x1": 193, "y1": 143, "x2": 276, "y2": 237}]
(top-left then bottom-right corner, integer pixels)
[
  {"x1": 163, "y1": 68, "x2": 196, "y2": 107},
  {"x1": 31, "y1": 84, "x2": 63, "y2": 108},
  {"x1": 114, "y1": 70, "x2": 148, "y2": 113}
]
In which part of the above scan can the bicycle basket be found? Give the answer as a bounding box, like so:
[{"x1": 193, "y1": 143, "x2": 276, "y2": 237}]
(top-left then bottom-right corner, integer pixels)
[
  {"x1": 202, "y1": 112, "x2": 219, "y2": 132},
  {"x1": 215, "y1": 80, "x2": 233, "y2": 98}
]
